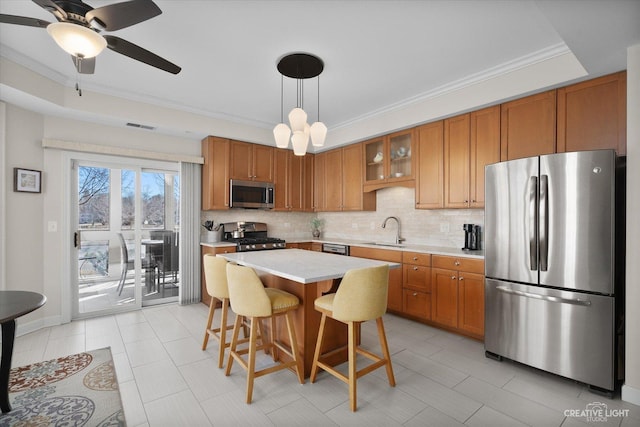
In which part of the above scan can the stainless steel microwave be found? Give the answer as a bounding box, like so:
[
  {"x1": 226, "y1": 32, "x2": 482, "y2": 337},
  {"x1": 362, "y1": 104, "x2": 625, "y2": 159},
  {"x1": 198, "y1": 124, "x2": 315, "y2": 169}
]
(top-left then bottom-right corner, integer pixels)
[{"x1": 230, "y1": 179, "x2": 274, "y2": 209}]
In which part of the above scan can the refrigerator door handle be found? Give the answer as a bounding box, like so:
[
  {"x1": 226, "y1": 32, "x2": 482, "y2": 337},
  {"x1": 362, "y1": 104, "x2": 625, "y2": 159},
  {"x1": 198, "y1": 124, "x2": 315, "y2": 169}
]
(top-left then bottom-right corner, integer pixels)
[
  {"x1": 539, "y1": 174, "x2": 549, "y2": 271},
  {"x1": 496, "y1": 286, "x2": 591, "y2": 306},
  {"x1": 528, "y1": 176, "x2": 538, "y2": 270}
]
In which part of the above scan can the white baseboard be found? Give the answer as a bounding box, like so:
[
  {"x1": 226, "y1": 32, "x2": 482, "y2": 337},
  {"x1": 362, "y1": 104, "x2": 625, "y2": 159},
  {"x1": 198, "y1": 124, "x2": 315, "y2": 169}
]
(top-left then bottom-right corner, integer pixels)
[
  {"x1": 622, "y1": 383, "x2": 640, "y2": 406},
  {"x1": 16, "y1": 315, "x2": 63, "y2": 337}
]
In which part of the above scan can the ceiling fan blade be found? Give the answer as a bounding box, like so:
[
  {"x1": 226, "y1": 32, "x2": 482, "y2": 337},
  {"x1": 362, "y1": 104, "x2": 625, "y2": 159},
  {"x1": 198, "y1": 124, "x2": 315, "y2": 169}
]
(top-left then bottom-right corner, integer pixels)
[
  {"x1": 0, "y1": 14, "x2": 51, "y2": 28},
  {"x1": 104, "y1": 35, "x2": 181, "y2": 74},
  {"x1": 32, "y1": 0, "x2": 68, "y2": 21},
  {"x1": 72, "y1": 55, "x2": 96, "y2": 74},
  {"x1": 86, "y1": 0, "x2": 161, "y2": 31}
]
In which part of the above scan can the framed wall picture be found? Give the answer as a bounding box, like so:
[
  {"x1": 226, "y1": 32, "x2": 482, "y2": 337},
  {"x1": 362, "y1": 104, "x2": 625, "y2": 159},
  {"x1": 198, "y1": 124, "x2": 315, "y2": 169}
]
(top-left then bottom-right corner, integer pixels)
[{"x1": 14, "y1": 168, "x2": 41, "y2": 193}]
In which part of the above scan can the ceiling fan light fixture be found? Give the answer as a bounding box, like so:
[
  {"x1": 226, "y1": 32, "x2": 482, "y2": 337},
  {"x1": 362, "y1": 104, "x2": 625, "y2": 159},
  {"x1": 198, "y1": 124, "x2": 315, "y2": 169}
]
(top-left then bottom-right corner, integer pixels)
[{"x1": 47, "y1": 22, "x2": 106, "y2": 58}]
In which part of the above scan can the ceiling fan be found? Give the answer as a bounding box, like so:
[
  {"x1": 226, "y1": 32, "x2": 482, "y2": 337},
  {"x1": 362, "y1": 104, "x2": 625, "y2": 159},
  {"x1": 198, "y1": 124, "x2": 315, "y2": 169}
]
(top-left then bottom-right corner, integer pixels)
[{"x1": 0, "y1": 0, "x2": 181, "y2": 74}]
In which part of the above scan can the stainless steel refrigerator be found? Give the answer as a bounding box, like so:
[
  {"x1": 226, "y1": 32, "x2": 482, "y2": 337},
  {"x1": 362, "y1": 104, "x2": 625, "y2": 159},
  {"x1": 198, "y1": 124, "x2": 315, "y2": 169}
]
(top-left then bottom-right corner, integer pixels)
[{"x1": 484, "y1": 149, "x2": 624, "y2": 393}]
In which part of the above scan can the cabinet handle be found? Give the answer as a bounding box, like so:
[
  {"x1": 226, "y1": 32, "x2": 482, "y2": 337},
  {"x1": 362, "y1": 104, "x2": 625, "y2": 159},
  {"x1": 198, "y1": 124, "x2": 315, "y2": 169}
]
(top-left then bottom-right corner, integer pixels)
[
  {"x1": 412, "y1": 256, "x2": 418, "y2": 261},
  {"x1": 459, "y1": 276, "x2": 464, "y2": 281},
  {"x1": 413, "y1": 266, "x2": 418, "y2": 271},
  {"x1": 451, "y1": 275, "x2": 457, "y2": 280},
  {"x1": 413, "y1": 292, "x2": 418, "y2": 297},
  {"x1": 464, "y1": 200, "x2": 468, "y2": 203},
  {"x1": 472, "y1": 199, "x2": 476, "y2": 203},
  {"x1": 454, "y1": 260, "x2": 460, "y2": 266}
]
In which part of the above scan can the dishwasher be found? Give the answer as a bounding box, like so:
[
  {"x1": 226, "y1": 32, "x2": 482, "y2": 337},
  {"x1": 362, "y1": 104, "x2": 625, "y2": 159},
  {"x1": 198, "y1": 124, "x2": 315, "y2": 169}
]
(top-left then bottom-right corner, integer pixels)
[{"x1": 322, "y1": 243, "x2": 350, "y2": 256}]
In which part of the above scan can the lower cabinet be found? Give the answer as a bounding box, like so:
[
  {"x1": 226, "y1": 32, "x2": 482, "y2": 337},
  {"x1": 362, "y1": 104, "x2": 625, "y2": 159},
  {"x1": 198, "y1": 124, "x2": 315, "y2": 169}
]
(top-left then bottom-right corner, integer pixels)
[
  {"x1": 201, "y1": 245, "x2": 236, "y2": 306},
  {"x1": 431, "y1": 255, "x2": 485, "y2": 338}
]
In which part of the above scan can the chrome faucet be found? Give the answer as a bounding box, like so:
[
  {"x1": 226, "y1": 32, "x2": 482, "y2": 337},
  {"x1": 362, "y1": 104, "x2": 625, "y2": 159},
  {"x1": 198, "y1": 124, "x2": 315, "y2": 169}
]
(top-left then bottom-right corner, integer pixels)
[{"x1": 382, "y1": 216, "x2": 405, "y2": 245}]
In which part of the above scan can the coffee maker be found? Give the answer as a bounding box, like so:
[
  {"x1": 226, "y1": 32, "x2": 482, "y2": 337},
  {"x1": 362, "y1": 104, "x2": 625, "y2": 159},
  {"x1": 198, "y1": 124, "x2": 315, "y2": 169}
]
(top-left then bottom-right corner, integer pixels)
[{"x1": 463, "y1": 224, "x2": 481, "y2": 251}]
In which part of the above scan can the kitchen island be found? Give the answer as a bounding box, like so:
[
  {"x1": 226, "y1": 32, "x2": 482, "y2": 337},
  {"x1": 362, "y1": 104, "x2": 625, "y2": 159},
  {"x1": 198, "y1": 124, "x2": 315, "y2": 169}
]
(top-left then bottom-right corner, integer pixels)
[{"x1": 217, "y1": 249, "x2": 400, "y2": 377}]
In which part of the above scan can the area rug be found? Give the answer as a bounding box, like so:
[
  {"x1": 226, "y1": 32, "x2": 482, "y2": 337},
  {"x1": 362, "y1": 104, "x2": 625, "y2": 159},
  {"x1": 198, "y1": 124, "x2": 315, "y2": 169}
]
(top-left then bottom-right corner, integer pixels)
[{"x1": 0, "y1": 347, "x2": 125, "y2": 426}]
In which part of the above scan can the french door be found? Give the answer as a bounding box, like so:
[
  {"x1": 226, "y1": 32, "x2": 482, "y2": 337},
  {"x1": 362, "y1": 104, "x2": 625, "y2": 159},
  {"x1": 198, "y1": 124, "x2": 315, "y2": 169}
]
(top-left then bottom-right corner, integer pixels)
[{"x1": 71, "y1": 155, "x2": 180, "y2": 319}]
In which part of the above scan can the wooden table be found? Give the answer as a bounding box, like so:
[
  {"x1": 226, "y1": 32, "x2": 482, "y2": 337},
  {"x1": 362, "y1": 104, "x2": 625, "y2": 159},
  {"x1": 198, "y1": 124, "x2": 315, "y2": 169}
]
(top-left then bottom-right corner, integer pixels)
[
  {"x1": 0, "y1": 291, "x2": 46, "y2": 413},
  {"x1": 218, "y1": 249, "x2": 399, "y2": 377}
]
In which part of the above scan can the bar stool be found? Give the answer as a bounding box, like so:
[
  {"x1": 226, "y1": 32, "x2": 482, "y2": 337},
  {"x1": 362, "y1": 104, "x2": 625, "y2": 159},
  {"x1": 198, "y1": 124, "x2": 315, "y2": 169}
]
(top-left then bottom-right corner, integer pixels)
[
  {"x1": 310, "y1": 264, "x2": 395, "y2": 411},
  {"x1": 201, "y1": 255, "x2": 263, "y2": 368},
  {"x1": 225, "y1": 263, "x2": 304, "y2": 404}
]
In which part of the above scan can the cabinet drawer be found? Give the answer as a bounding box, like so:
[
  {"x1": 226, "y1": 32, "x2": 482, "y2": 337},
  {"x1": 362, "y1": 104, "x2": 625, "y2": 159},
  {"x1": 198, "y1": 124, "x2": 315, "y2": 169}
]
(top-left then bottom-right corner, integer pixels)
[
  {"x1": 351, "y1": 246, "x2": 402, "y2": 262},
  {"x1": 403, "y1": 264, "x2": 431, "y2": 292},
  {"x1": 402, "y1": 251, "x2": 431, "y2": 266},
  {"x1": 403, "y1": 289, "x2": 431, "y2": 320},
  {"x1": 432, "y1": 255, "x2": 483, "y2": 273}
]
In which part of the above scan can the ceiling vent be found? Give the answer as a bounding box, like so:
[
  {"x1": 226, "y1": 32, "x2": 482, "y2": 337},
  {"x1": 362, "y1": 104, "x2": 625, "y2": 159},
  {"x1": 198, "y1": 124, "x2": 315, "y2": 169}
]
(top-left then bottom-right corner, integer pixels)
[{"x1": 126, "y1": 122, "x2": 155, "y2": 131}]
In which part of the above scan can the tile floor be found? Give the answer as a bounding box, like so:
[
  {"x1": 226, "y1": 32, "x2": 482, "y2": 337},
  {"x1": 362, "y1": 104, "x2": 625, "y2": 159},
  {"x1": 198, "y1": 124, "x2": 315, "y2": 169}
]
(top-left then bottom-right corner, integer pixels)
[{"x1": 10, "y1": 303, "x2": 640, "y2": 426}]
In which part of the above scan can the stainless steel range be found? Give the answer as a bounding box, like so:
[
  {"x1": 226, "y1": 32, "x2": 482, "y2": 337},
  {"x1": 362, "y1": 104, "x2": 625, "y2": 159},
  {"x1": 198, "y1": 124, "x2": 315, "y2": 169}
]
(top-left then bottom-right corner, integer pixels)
[{"x1": 222, "y1": 222, "x2": 286, "y2": 252}]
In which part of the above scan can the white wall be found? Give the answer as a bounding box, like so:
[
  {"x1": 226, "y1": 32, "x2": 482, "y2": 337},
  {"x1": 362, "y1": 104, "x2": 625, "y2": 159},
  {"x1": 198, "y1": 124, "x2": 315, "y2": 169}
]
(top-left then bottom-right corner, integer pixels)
[{"x1": 622, "y1": 44, "x2": 640, "y2": 406}]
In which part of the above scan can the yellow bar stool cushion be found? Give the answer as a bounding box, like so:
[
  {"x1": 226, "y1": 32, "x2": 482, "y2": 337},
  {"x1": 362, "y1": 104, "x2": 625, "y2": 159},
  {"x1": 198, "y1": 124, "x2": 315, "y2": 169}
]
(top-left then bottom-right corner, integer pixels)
[
  {"x1": 310, "y1": 264, "x2": 396, "y2": 412},
  {"x1": 224, "y1": 263, "x2": 305, "y2": 404}
]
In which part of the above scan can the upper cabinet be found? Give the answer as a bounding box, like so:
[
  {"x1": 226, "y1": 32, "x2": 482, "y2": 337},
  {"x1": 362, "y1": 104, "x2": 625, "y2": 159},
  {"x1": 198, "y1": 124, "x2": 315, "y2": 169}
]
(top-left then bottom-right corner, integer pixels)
[
  {"x1": 500, "y1": 90, "x2": 556, "y2": 161},
  {"x1": 316, "y1": 144, "x2": 375, "y2": 212},
  {"x1": 274, "y1": 149, "x2": 314, "y2": 212},
  {"x1": 202, "y1": 136, "x2": 230, "y2": 210},
  {"x1": 363, "y1": 129, "x2": 415, "y2": 191},
  {"x1": 415, "y1": 121, "x2": 444, "y2": 209},
  {"x1": 229, "y1": 140, "x2": 274, "y2": 182},
  {"x1": 443, "y1": 106, "x2": 500, "y2": 209},
  {"x1": 557, "y1": 71, "x2": 626, "y2": 155}
]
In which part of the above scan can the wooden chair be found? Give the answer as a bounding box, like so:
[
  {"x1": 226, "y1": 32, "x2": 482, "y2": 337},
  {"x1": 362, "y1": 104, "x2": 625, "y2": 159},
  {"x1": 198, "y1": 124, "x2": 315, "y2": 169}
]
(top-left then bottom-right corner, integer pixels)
[
  {"x1": 224, "y1": 263, "x2": 304, "y2": 404},
  {"x1": 310, "y1": 264, "x2": 395, "y2": 411},
  {"x1": 201, "y1": 255, "x2": 262, "y2": 368}
]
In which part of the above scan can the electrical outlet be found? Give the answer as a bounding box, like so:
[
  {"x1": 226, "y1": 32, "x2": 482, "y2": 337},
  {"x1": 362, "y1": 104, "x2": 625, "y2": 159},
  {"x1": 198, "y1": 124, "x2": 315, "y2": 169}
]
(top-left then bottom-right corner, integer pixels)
[
  {"x1": 440, "y1": 223, "x2": 449, "y2": 233},
  {"x1": 48, "y1": 221, "x2": 57, "y2": 232}
]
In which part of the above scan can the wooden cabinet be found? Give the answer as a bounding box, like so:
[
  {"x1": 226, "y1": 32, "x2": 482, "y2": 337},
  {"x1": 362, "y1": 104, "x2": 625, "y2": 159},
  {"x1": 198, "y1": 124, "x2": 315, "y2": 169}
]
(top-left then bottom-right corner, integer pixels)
[
  {"x1": 363, "y1": 129, "x2": 415, "y2": 191},
  {"x1": 201, "y1": 136, "x2": 230, "y2": 210},
  {"x1": 501, "y1": 90, "x2": 556, "y2": 161},
  {"x1": 274, "y1": 149, "x2": 314, "y2": 211},
  {"x1": 350, "y1": 246, "x2": 403, "y2": 313},
  {"x1": 402, "y1": 251, "x2": 431, "y2": 320},
  {"x1": 431, "y1": 255, "x2": 484, "y2": 337},
  {"x1": 315, "y1": 145, "x2": 375, "y2": 212},
  {"x1": 201, "y1": 245, "x2": 236, "y2": 305},
  {"x1": 415, "y1": 121, "x2": 444, "y2": 209},
  {"x1": 229, "y1": 140, "x2": 274, "y2": 182},
  {"x1": 443, "y1": 106, "x2": 500, "y2": 208},
  {"x1": 557, "y1": 71, "x2": 626, "y2": 155}
]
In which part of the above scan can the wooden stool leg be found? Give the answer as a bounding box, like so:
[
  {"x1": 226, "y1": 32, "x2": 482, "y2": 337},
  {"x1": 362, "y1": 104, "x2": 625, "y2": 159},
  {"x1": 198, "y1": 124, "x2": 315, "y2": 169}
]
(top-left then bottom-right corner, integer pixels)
[
  {"x1": 310, "y1": 312, "x2": 327, "y2": 383},
  {"x1": 376, "y1": 317, "x2": 395, "y2": 387},
  {"x1": 225, "y1": 315, "x2": 243, "y2": 377},
  {"x1": 246, "y1": 317, "x2": 259, "y2": 404},
  {"x1": 202, "y1": 298, "x2": 216, "y2": 350},
  {"x1": 285, "y1": 311, "x2": 304, "y2": 384},
  {"x1": 348, "y1": 321, "x2": 358, "y2": 412},
  {"x1": 217, "y1": 298, "x2": 229, "y2": 368}
]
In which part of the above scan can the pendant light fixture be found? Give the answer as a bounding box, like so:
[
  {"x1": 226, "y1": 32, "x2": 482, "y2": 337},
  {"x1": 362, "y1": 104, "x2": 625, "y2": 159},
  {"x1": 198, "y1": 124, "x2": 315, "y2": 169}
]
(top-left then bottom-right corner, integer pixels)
[{"x1": 273, "y1": 53, "x2": 327, "y2": 156}]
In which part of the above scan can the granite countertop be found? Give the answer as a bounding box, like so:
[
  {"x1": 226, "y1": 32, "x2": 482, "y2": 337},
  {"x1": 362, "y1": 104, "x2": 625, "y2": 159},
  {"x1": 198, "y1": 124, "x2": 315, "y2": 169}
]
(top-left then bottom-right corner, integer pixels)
[
  {"x1": 202, "y1": 238, "x2": 484, "y2": 259},
  {"x1": 217, "y1": 249, "x2": 400, "y2": 283}
]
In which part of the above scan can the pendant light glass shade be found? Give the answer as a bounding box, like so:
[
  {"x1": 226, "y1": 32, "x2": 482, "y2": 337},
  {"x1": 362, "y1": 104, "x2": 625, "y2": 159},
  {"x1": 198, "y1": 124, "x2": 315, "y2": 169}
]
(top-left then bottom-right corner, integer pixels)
[
  {"x1": 291, "y1": 131, "x2": 309, "y2": 156},
  {"x1": 310, "y1": 121, "x2": 327, "y2": 147},
  {"x1": 47, "y1": 22, "x2": 107, "y2": 58},
  {"x1": 288, "y1": 108, "x2": 307, "y2": 133},
  {"x1": 273, "y1": 123, "x2": 291, "y2": 148}
]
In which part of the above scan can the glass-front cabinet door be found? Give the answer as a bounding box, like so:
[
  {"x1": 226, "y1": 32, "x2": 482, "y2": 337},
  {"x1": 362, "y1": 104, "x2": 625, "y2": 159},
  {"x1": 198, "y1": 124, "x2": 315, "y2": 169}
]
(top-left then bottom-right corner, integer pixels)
[{"x1": 363, "y1": 129, "x2": 415, "y2": 190}]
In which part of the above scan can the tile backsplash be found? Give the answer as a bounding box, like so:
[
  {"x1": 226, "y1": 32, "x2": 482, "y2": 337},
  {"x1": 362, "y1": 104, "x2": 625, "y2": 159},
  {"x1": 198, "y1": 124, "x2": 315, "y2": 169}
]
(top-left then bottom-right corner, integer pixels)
[{"x1": 201, "y1": 186, "x2": 484, "y2": 249}]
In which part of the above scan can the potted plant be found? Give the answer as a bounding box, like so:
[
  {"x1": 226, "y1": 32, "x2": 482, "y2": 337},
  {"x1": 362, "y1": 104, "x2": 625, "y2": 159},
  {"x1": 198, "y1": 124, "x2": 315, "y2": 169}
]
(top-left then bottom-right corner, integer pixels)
[{"x1": 310, "y1": 218, "x2": 324, "y2": 238}]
